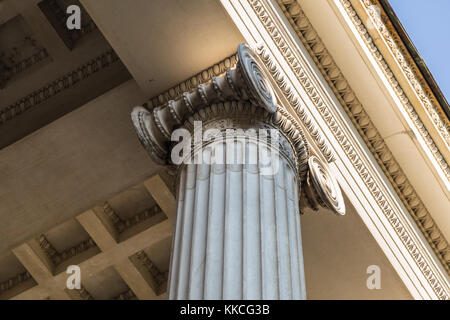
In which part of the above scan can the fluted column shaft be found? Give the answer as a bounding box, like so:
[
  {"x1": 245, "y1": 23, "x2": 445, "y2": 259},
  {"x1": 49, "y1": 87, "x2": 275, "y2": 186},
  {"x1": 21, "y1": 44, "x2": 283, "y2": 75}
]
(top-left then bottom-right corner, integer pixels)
[{"x1": 168, "y1": 133, "x2": 306, "y2": 300}]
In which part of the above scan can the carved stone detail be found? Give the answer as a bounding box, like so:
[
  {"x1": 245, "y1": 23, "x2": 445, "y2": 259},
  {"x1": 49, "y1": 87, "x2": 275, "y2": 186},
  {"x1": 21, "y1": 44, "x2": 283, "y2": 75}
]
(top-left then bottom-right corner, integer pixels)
[
  {"x1": 340, "y1": 0, "x2": 449, "y2": 181},
  {"x1": 300, "y1": 156, "x2": 345, "y2": 216},
  {"x1": 361, "y1": 0, "x2": 450, "y2": 147},
  {"x1": 144, "y1": 54, "x2": 239, "y2": 110},
  {"x1": 246, "y1": 0, "x2": 449, "y2": 298},
  {"x1": 0, "y1": 49, "x2": 120, "y2": 124},
  {"x1": 237, "y1": 44, "x2": 277, "y2": 112},
  {"x1": 136, "y1": 250, "x2": 169, "y2": 294},
  {"x1": 132, "y1": 46, "x2": 348, "y2": 300},
  {"x1": 103, "y1": 201, "x2": 162, "y2": 234},
  {"x1": 339, "y1": 0, "x2": 450, "y2": 271},
  {"x1": 37, "y1": 234, "x2": 97, "y2": 266},
  {"x1": 0, "y1": 48, "x2": 49, "y2": 88},
  {"x1": 256, "y1": 45, "x2": 336, "y2": 163},
  {"x1": 0, "y1": 271, "x2": 32, "y2": 294},
  {"x1": 184, "y1": 100, "x2": 309, "y2": 177},
  {"x1": 143, "y1": 49, "x2": 335, "y2": 165},
  {"x1": 132, "y1": 43, "x2": 312, "y2": 180}
]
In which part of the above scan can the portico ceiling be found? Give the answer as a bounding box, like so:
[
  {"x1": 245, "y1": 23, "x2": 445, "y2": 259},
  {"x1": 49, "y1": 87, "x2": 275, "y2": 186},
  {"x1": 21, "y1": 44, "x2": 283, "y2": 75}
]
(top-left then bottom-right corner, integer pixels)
[{"x1": 80, "y1": 0, "x2": 244, "y2": 99}]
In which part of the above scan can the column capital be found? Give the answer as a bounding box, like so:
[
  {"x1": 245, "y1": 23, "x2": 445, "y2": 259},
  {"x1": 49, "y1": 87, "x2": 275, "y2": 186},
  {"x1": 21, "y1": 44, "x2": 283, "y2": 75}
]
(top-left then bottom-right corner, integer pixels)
[
  {"x1": 131, "y1": 44, "x2": 309, "y2": 176},
  {"x1": 131, "y1": 43, "x2": 345, "y2": 215}
]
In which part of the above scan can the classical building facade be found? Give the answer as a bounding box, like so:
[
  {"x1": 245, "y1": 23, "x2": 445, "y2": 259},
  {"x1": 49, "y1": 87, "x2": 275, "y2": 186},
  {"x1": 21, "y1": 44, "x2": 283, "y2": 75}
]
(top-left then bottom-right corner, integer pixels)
[{"x1": 0, "y1": 0, "x2": 448, "y2": 300}]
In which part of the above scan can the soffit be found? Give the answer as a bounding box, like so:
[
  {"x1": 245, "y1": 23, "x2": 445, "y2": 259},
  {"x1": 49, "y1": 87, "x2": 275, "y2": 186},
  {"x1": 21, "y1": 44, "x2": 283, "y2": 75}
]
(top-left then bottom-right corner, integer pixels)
[
  {"x1": 302, "y1": 195, "x2": 411, "y2": 299},
  {"x1": 79, "y1": 0, "x2": 244, "y2": 99}
]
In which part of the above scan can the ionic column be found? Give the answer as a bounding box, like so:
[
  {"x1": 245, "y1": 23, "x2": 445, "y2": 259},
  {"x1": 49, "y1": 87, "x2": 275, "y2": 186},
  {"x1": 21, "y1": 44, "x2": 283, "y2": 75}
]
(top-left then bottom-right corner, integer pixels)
[{"x1": 131, "y1": 44, "x2": 345, "y2": 300}]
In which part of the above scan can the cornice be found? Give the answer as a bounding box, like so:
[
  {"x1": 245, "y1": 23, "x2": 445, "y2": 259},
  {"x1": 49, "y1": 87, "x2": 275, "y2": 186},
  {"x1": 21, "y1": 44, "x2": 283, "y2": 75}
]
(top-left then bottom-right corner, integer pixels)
[
  {"x1": 336, "y1": 0, "x2": 450, "y2": 269},
  {"x1": 361, "y1": 0, "x2": 450, "y2": 146},
  {"x1": 378, "y1": 0, "x2": 449, "y2": 119},
  {"x1": 341, "y1": 0, "x2": 450, "y2": 184},
  {"x1": 243, "y1": 0, "x2": 449, "y2": 298},
  {"x1": 256, "y1": 45, "x2": 335, "y2": 163}
]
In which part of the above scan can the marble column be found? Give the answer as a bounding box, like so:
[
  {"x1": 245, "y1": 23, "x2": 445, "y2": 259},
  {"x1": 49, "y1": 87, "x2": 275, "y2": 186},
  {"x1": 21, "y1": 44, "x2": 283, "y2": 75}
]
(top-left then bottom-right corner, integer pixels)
[
  {"x1": 131, "y1": 44, "x2": 345, "y2": 300},
  {"x1": 168, "y1": 122, "x2": 308, "y2": 299}
]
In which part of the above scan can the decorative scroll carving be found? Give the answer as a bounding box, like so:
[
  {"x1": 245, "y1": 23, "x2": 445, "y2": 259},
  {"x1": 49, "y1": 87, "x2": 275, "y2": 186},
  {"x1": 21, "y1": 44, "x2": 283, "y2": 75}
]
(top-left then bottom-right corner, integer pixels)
[
  {"x1": 251, "y1": 0, "x2": 450, "y2": 297},
  {"x1": 132, "y1": 43, "x2": 347, "y2": 220},
  {"x1": 237, "y1": 44, "x2": 277, "y2": 113},
  {"x1": 132, "y1": 43, "x2": 312, "y2": 181},
  {"x1": 300, "y1": 156, "x2": 345, "y2": 216},
  {"x1": 143, "y1": 49, "x2": 335, "y2": 164}
]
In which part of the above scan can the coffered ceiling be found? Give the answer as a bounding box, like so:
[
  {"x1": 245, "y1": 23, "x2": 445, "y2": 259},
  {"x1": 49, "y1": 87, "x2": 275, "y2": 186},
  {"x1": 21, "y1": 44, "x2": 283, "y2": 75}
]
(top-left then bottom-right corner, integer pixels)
[{"x1": 0, "y1": 0, "x2": 131, "y2": 149}]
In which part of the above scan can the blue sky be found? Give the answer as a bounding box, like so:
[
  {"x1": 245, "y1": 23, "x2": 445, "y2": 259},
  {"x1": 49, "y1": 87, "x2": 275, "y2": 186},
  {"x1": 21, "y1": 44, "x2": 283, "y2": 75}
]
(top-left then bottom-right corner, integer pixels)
[{"x1": 389, "y1": 0, "x2": 450, "y2": 102}]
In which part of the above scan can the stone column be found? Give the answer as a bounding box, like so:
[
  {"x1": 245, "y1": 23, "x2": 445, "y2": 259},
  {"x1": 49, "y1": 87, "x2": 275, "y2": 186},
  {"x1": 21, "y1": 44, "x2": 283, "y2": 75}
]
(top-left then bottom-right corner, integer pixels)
[
  {"x1": 131, "y1": 44, "x2": 345, "y2": 300},
  {"x1": 169, "y1": 131, "x2": 306, "y2": 299}
]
